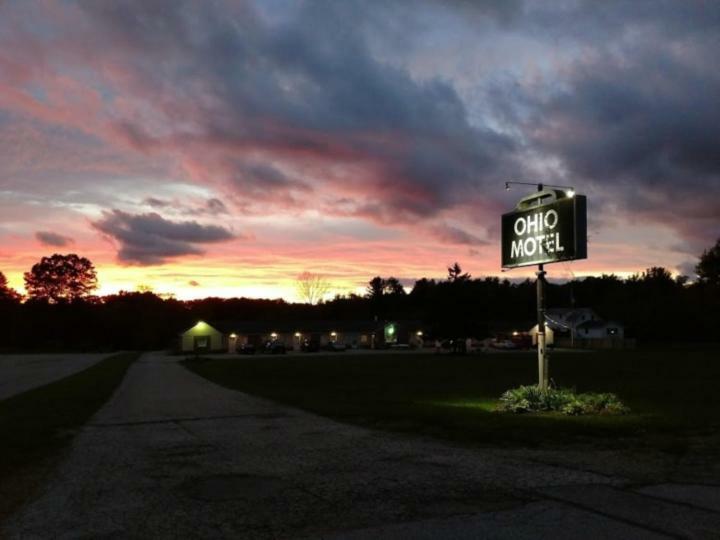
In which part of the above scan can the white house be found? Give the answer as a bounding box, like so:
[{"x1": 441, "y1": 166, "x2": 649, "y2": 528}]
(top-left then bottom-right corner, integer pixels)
[{"x1": 529, "y1": 308, "x2": 624, "y2": 346}]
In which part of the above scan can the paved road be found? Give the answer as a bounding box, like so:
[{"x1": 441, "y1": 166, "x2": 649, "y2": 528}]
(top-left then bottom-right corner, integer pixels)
[
  {"x1": 0, "y1": 353, "x2": 109, "y2": 400},
  {"x1": 4, "y1": 352, "x2": 720, "y2": 538}
]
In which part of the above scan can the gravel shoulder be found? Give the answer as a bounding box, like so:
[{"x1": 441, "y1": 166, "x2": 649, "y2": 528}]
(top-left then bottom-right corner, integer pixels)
[{"x1": 4, "y1": 352, "x2": 719, "y2": 539}]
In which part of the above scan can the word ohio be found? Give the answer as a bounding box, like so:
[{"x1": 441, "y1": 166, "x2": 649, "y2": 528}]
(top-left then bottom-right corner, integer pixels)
[
  {"x1": 510, "y1": 210, "x2": 564, "y2": 258},
  {"x1": 501, "y1": 191, "x2": 587, "y2": 268}
]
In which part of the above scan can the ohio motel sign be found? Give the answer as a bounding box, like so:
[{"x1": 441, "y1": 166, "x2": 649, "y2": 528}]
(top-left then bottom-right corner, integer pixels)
[{"x1": 502, "y1": 189, "x2": 587, "y2": 268}]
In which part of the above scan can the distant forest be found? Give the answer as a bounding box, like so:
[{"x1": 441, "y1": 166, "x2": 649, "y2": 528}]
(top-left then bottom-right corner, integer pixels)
[{"x1": 1, "y1": 240, "x2": 719, "y2": 351}]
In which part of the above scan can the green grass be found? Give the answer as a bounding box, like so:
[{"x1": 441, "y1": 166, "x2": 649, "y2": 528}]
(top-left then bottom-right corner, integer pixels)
[
  {"x1": 0, "y1": 352, "x2": 139, "y2": 521},
  {"x1": 183, "y1": 347, "x2": 720, "y2": 452}
]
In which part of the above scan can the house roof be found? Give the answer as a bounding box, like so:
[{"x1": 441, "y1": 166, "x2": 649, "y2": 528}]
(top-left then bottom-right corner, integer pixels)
[
  {"x1": 209, "y1": 319, "x2": 382, "y2": 335},
  {"x1": 546, "y1": 308, "x2": 599, "y2": 323}
]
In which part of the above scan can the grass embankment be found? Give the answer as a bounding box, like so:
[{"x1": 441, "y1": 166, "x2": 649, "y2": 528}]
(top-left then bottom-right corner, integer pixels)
[
  {"x1": 0, "y1": 352, "x2": 138, "y2": 522},
  {"x1": 184, "y1": 347, "x2": 720, "y2": 451}
]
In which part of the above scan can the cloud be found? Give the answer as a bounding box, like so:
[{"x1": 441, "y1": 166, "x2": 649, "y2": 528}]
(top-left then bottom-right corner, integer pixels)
[
  {"x1": 205, "y1": 198, "x2": 227, "y2": 215},
  {"x1": 1, "y1": 0, "x2": 719, "y2": 274},
  {"x1": 69, "y1": 1, "x2": 521, "y2": 220},
  {"x1": 92, "y1": 210, "x2": 236, "y2": 265},
  {"x1": 514, "y1": 28, "x2": 720, "y2": 251},
  {"x1": 430, "y1": 224, "x2": 488, "y2": 246},
  {"x1": 35, "y1": 231, "x2": 74, "y2": 247},
  {"x1": 142, "y1": 196, "x2": 228, "y2": 216},
  {"x1": 143, "y1": 197, "x2": 170, "y2": 209}
]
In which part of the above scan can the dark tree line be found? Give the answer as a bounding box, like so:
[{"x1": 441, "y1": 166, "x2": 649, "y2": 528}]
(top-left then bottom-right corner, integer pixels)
[{"x1": 1, "y1": 241, "x2": 719, "y2": 351}]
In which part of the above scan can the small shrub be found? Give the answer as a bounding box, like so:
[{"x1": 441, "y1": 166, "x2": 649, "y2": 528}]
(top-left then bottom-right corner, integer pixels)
[{"x1": 498, "y1": 385, "x2": 629, "y2": 416}]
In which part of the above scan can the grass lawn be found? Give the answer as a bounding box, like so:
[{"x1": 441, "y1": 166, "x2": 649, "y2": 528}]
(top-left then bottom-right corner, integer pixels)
[
  {"x1": 0, "y1": 352, "x2": 139, "y2": 522},
  {"x1": 183, "y1": 346, "x2": 720, "y2": 452}
]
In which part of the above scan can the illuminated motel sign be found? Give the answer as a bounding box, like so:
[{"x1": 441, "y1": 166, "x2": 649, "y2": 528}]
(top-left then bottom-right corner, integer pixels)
[
  {"x1": 501, "y1": 189, "x2": 587, "y2": 268},
  {"x1": 501, "y1": 185, "x2": 587, "y2": 391}
]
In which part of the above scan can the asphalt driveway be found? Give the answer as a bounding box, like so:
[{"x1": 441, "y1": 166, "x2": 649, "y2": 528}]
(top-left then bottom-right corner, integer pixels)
[{"x1": 4, "y1": 352, "x2": 719, "y2": 538}]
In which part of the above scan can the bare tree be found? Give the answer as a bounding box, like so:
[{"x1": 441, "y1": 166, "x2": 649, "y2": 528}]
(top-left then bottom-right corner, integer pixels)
[{"x1": 296, "y1": 272, "x2": 331, "y2": 304}]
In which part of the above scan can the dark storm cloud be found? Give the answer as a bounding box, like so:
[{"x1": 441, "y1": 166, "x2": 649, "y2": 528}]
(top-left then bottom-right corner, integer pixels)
[
  {"x1": 4, "y1": 0, "x2": 719, "y2": 263},
  {"x1": 93, "y1": 210, "x2": 235, "y2": 265},
  {"x1": 229, "y1": 161, "x2": 310, "y2": 195},
  {"x1": 35, "y1": 231, "x2": 73, "y2": 247},
  {"x1": 75, "y1": 0, "x2": 520, "y2": 220},
  {"x1": 522, "y1": 41, "x2": 720, "y2": 250},
  {"x1": 457, "y1": 1, "x2": 720, "y2": 253}
]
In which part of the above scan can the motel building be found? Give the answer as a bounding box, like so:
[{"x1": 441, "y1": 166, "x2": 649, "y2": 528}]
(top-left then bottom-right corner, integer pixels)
[{"x1": 179, "y1": 320, "x2": 425, "y2": 353}]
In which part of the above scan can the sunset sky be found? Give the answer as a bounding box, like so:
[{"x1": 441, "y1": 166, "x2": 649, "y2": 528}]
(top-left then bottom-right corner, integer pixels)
[{"x1": 1, "y1": 1, "x2": 718, "y2": 301}]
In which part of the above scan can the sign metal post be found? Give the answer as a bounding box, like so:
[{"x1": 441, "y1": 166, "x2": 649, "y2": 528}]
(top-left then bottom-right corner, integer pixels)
[
  {"x1": 536, "y1": 263, "x2": 547, "y2": 391},
  {"x1": 535, "y1": 183, "x2": 548, "y2": 391}
]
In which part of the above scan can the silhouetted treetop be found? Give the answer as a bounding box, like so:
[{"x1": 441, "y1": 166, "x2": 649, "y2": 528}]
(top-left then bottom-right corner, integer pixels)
[
  {"x1": 697, "y1": 238, "x2": 720, "y2": 286},
  {"x1": 24, "y1": 254, "x2": 98, "y2": 303},
  {"x1": 0, "y1": 271, "x2": 21, "y2": 303},
  {"x1": 447, "y1": 262, "x2": 470, "y2": 282},
  {"x1": 366, "y1": 276, "x2": 385, "y2": 299},
  {"x1": 384, "y1": 277, "x2": 406, "y2": 295}
]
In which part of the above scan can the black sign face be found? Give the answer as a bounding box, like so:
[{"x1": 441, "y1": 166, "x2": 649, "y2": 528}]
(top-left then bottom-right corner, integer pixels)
[{"x1": 502, "y1": 194, "x2": 587, "y2": 268}]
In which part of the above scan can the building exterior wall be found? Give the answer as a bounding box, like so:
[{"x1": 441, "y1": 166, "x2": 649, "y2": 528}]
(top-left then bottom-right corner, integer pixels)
[
  {"x1": 529, "y1": 324, "x2": 555, "y2": 346},
  {"x1": 578, "y1": 324, "x2": 624, "y2": 339},
  {"x1": 556, "y1": 337, "x2": 636, "y2": 349},
  {"x1": 180, "y1": 321, "x2": 224, "y2": 352}
]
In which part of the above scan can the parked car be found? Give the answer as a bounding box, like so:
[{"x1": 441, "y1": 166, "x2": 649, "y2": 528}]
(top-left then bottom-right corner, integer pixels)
[
  {"x1": 261, "y1": 341, "x2": 286, "y2": 354},
  {"x1": 301, "y1": 339, "x2": 320, "y2": 352},
  {"x1": 490, "y1": 338, "x2": 517, "y2": 350},
  {"x1": 238, "y1": 343, "x2": 256, "y2": 355},
  {"x1": 440, "y1": 338, "x2": 467, "y2": 354},
  {"x1": 323, "y1": 342, "x2": 347, "y2": 352}
]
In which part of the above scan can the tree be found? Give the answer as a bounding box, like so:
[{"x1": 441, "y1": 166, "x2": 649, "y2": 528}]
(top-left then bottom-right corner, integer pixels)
[
  {"x1": 296, "y1": 272, "x2": 330, "y2": 305},
  {"x1": 640, "y1": 266, "x2": 674, "y2": 284},
  {"x1": 366, "y1": 276, "x2": 385, "y2": 299},
  {"x1": 447, "y1": 262, "x2": 470, "y2": 282},
  {"x1": 384, "y1": 277, "x2": 406, "y2": 295},
  {"x1": 24, "y1": 254, "x2": 98, "y2": 302},
  {"x1": 0, "y1": 271, "x2": 21, "y2": 303},
  {"x1": 697, "y1": 238, "x2": 720, "y2": 286}
]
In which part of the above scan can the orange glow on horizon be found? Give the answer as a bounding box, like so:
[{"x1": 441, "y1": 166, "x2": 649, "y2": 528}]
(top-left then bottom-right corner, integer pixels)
[{"x1": 0, "y1": 217, "x2": 697, "y2": 301}]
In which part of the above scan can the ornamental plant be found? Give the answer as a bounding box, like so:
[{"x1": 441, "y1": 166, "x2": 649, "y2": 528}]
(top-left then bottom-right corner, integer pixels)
[{"x1": 498, "y1": 385, "x2": 629, "y2": 416}]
